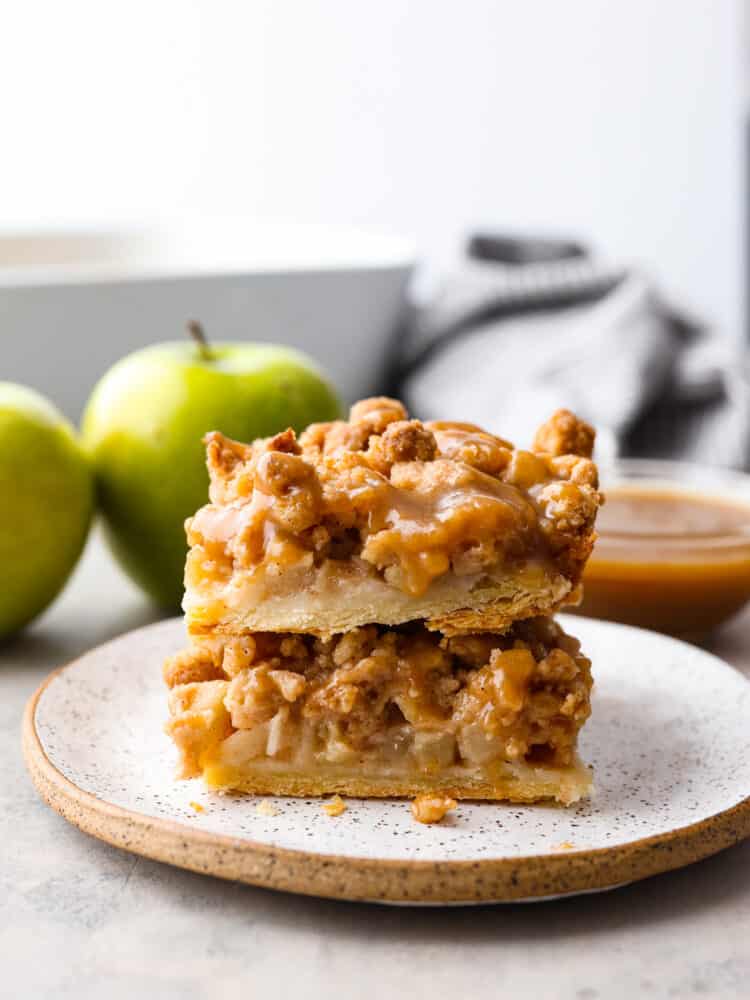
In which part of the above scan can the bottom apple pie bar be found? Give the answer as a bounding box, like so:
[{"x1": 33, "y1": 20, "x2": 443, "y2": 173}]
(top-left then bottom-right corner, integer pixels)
[{"x1": 164, "y1": 616, "x2": 593, "y2": 805}]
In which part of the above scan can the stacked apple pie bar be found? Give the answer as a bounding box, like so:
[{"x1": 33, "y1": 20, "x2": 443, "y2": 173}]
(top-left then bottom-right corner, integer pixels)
[{"x1": 164, "y1": 398, "x2": 601, "y2": 805}]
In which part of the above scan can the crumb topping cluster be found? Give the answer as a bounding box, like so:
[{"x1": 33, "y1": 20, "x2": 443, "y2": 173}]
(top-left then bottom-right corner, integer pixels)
[
  {"x1": 185, "y1": 398, "x2": 600, "y2": 598},
  {"x1": 411, "y1": 793, "x2": 457, "y2": 824}
]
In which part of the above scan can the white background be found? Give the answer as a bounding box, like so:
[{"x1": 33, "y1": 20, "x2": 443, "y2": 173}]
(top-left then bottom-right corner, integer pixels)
[{"x1": 0, "y1": 0, "x2": 745, "y2": 338}]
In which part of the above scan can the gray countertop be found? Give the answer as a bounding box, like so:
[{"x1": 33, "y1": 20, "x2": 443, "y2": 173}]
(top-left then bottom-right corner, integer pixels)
[{"x1": 2, "y1": 533, "x2": 749, "y2": 1000}]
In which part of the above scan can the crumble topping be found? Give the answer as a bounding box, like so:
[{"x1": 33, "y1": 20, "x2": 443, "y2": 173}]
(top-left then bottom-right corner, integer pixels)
[
  {"x1": 164, "y1": 617, "x2": 592, "y2": 778},
  {"x1": 411, "y1": 793, "x2": 457, "y2": 824},
  {"x1": 533, "y1": 409, "x2": 595, "y2": 459},
  {"x1": 255, "y1": 800, "x2": 279, "y2": 817},
  {"x1": 184, "y1": 399, "x2": 600, "y2": 601},
  {"x1": 322, "y1": 795, "x2": 348, "y2": 817}
]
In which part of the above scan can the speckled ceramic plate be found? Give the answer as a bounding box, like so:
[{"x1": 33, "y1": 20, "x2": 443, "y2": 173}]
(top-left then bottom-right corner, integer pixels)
[{"x1": 23, "y1": 616, "x2": 750, "y2": 905}]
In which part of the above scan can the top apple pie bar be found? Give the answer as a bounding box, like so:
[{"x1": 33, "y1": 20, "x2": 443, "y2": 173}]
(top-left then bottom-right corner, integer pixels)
[{"x1": 183, "y1": 398, "x2": 600, "y2": 638}]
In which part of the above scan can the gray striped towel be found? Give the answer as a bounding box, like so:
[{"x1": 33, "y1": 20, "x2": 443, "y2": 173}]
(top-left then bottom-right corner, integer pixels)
[{"x1": 397, "y1": 239, "x2": 746, "y2": 468}]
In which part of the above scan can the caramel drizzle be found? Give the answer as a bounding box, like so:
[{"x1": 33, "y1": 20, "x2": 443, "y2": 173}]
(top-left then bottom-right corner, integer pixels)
[{"x1": 190, "y1": 424, "x2": 549, "y2": 596}]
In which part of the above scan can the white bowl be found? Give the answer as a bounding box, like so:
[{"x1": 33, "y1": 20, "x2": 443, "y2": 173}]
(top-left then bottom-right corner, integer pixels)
[{"x1": 0, "y1": 223, "x2": 414, "y2": 420}]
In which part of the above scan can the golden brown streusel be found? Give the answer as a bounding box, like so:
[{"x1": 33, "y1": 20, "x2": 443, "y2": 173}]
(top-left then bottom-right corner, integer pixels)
[
  {"x1": 323, "y1": 795, "x2": 348, "y2": 817},
  {"x1": 166, "y1": 617, "x2": 593, "y2": 776},
  {"x1": 533, "y1": 408, "x2": 595, "y2": 459},
  {"x1": 186, "y1": 398, "x2": 601, "y2": 601},
  {"x1": 411, "y1": 793, "x2": 457, "y2": 824}
]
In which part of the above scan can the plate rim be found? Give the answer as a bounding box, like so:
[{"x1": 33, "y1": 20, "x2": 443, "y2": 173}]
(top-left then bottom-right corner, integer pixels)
[{"x1": 22, "y1": 618, "x2": 750, "y2": 905}]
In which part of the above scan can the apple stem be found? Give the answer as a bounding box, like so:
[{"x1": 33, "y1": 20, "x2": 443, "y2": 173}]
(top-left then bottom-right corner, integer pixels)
[{"x1": 187, "y1": 321, "x2": 214, "y2": 361}]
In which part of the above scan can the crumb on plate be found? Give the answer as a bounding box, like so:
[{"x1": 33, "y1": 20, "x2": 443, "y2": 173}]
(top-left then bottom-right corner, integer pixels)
[
  {"x1": 255, "y1": 800, "x2": 279, "y2": 817},
  {"x1": 322, "y1": 795, "x2": 347, "y2": 817},
  {"x1": 411, "y1": 793, "x2": 457, "y2": 825},
  {"x1": 189, "y1": 801, "x2": 205, "y2": 814},
  {"x1": 553, "y1": 841, "x2": 576, "y2": 851}
]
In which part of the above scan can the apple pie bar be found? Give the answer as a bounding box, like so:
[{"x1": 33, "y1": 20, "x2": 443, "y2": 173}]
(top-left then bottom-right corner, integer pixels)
[
  {"x1": 165, "y1": 616, "x2": 593, "y2": 804},
  {"x1": 165, "y1": 398, "x2": 601, "y2": 806},
  {"x1": 183, "y1": 397, "x2": 600, "y2": 638}
]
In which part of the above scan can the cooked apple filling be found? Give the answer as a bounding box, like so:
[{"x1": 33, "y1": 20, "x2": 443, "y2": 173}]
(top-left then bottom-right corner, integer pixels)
[
  {"x1": 183, "y1": 399, "x2": 600, "y2": 637},
  {"x1": 164, "y1": 616, "x2": 592, "y2": 802}
]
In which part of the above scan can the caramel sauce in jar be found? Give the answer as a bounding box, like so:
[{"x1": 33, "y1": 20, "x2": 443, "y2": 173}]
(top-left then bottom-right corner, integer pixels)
[{"x1": 577, "y1": 468, "x2": 750, "y2": 634}]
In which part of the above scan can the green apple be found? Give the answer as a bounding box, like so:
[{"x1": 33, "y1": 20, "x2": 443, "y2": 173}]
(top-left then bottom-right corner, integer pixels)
[
  {"x1": 82, "y1": 331, "x2": 341, "y2": 608},
  {"x1": 0, "y1": 383, "x2": 94, "y2": 640}
]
